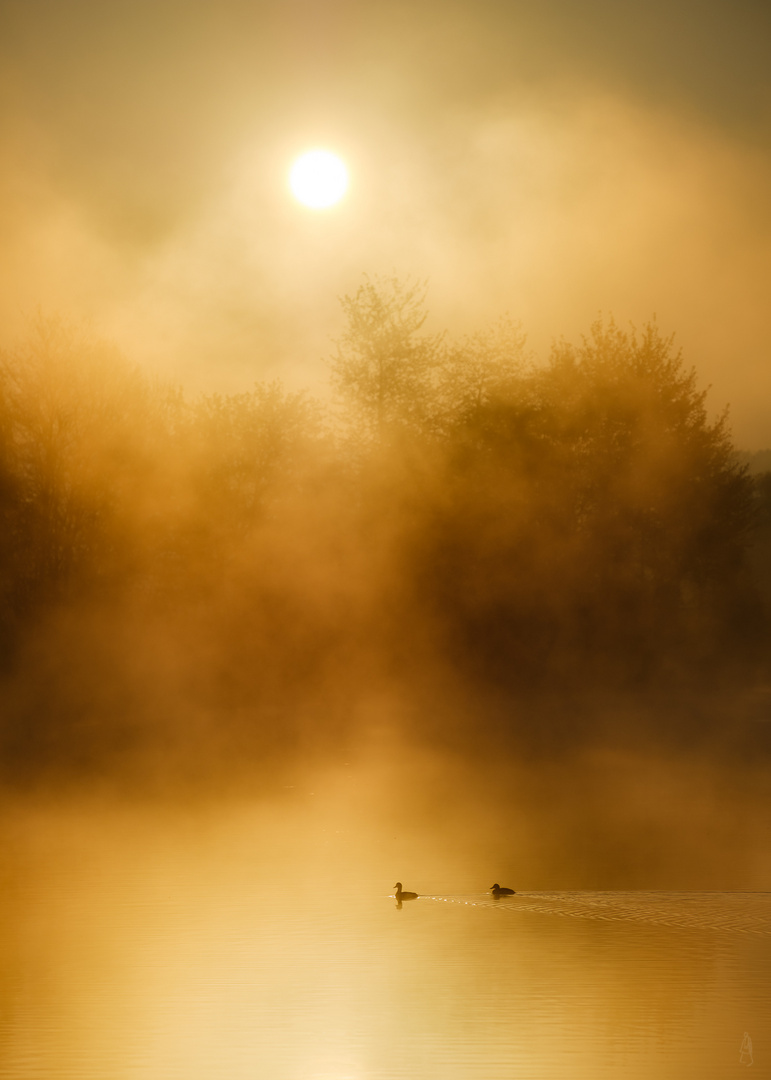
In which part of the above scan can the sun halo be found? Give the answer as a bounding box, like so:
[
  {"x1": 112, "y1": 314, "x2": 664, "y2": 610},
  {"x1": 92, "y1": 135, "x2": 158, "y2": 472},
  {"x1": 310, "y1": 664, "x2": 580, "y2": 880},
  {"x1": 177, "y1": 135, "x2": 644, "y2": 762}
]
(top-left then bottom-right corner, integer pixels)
[{"x1": 289, "y1": 149, "x2": 349, "y2": 209}]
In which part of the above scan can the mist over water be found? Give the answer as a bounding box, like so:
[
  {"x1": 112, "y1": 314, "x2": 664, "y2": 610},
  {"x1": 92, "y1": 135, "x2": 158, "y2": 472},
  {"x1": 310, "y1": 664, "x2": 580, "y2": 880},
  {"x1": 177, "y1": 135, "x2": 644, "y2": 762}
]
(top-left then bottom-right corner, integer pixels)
[
  {"x1": 1, "y1": 2, "x2": 770, "y2": 1075},
  {"x1": 2, "y1": 769, "x2": 771, "y2": 1080},
  {"x1": 0, "y1": 296, "x2": 770, "y2": 811}
]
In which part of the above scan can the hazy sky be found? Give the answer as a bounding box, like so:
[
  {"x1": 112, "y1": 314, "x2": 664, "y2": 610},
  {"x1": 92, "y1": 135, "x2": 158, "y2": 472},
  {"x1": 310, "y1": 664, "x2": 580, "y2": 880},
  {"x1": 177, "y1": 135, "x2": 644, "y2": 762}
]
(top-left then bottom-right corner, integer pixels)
[{"x1": 1, "y1": 0, "x2": 770, "y2": 443}]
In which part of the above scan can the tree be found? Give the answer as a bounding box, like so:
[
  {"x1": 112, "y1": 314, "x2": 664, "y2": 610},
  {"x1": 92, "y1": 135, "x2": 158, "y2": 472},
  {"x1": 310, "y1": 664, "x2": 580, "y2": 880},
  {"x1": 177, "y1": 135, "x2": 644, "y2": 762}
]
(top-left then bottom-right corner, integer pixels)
[
  {"x1": 414, "y1": 317, "x2": 758, "y2": 687},
  {"x1": 0, "y1": 315, "x2": 158, "y2": 615},
  {"x1": 188, "y1": 382, "x2": 329, "y2": 539},
  {"x1": 329, "y1": 275, "x2": 444, "y2": 444},
  {"x1": 540, "y1": 318, "x2": 754, "y2": 600},
  {"x1": 436, "y1": 315, "x2": 531, "y2": 430}
]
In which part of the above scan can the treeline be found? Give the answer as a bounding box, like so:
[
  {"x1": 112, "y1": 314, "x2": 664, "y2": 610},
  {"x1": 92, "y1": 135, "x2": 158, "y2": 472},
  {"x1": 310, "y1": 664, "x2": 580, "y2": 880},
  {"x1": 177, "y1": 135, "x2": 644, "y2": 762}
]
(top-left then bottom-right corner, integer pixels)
[{"x1": 0, "y1": 284, "x2": 769, "y2": 780}]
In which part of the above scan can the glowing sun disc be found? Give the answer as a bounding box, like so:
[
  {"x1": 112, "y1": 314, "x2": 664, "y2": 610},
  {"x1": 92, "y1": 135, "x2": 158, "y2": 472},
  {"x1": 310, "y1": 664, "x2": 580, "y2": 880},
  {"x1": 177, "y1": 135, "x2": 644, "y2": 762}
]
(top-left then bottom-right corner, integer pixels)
[{"x1": 289, "y1": 149, "x2": 348, "y2": 208}]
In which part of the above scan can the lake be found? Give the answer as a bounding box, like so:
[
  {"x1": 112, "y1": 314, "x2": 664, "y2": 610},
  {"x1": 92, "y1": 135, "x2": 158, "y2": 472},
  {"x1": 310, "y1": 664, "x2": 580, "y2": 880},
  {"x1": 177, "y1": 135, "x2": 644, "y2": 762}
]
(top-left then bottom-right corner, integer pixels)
[{"x1": 1, "y1": 794, "x2": 769, "y2": 1080}]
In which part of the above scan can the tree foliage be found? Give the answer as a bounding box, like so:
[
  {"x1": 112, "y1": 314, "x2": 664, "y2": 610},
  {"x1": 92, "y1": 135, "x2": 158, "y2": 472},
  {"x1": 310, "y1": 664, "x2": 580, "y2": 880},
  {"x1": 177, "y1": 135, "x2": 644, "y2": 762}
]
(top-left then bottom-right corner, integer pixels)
[
  {"x1": 413, "y1": 315, "x2": 757, "y2": 685},
  {"x1": 329, "y1": 275, "x2": 444, "y2": 443},
  {"x1": 0, "y1": 291, "x2": 767, "y2": 781}
]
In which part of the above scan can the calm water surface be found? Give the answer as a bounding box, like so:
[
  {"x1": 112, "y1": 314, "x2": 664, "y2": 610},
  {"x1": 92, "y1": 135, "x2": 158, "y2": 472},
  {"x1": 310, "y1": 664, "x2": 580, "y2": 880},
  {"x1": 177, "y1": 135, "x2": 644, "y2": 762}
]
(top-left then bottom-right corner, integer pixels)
[{"x1": 1, "y1": 805, "x2": 769, "y2": 1080}]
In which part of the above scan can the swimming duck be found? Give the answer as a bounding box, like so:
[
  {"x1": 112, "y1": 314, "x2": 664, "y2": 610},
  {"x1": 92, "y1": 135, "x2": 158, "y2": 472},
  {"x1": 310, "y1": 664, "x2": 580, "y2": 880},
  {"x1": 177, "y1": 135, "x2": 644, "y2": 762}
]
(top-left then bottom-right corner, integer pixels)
[
  {"x1": 394, "y1": 882, "x2": 418, "y2": 901},
  {"x1": 490, "y1": 883, "x2": 515, "y2": 896}
]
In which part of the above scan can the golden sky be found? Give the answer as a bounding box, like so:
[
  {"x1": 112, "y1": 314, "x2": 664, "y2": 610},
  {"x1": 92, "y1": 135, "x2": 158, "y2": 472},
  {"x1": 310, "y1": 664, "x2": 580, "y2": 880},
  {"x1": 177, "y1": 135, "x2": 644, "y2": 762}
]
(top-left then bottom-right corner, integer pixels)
[{"x1": 1, "y1": 0, "x2": 770, "y2": 443}]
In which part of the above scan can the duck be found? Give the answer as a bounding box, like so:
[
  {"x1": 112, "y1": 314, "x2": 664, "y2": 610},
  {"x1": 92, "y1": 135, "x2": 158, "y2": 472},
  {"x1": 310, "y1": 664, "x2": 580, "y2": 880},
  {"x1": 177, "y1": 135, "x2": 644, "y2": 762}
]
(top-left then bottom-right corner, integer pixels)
[
  {"x1": 490, "y1": 883, "x2": 515, "y2": 896},
  {"x1": 394, "y1": 882, "x2": 418, "y2": 901}
]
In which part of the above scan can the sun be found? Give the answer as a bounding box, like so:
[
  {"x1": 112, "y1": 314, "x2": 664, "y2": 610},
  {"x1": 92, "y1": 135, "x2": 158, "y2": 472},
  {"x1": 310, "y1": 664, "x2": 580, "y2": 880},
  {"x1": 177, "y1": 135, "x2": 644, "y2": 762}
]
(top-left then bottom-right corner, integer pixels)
[{"x1": 289, "y1": 149, "x2": 348, "y2": 208}]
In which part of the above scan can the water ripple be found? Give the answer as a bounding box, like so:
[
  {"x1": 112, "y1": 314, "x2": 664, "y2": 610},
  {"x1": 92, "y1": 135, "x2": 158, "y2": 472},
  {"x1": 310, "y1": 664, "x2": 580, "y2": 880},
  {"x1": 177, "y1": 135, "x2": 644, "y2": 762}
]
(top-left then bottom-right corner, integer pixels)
[{"x1": 421, "y1": 891, "x2": 771, "y2": 935}]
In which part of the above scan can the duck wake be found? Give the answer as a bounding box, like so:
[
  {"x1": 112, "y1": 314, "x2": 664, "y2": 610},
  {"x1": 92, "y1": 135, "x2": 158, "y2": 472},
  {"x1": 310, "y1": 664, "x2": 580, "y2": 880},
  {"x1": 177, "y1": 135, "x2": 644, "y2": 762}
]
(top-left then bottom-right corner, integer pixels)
[{"x1": 422, "y1": 891, "x2": 771, "y2": 936}]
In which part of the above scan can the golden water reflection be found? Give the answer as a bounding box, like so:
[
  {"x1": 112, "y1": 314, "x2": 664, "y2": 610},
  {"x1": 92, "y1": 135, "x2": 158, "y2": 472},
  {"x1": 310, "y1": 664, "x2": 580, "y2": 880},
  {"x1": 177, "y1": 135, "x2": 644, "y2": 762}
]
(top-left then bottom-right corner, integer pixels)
[{"x1": 1, "y1": 801, "x2": 770, "y2": 1080}]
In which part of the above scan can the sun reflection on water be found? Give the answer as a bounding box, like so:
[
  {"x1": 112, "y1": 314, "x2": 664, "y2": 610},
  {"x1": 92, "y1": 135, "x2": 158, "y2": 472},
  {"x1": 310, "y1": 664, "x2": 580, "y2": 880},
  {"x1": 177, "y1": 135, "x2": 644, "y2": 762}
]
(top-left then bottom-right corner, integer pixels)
[{"x1": 1, "y1": 799, "x2": 771, "y2": 1080}]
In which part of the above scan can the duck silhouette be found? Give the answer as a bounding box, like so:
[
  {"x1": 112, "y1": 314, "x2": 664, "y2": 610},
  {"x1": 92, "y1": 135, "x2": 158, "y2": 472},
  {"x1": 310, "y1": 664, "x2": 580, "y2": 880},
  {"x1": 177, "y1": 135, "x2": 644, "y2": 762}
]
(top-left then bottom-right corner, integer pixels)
[
  {"x1": 394, "y1": 882, "x2": 418, "y2": 901},
  {"x1": 490, "y1": 883, "x2": 515, "y2": 896}
]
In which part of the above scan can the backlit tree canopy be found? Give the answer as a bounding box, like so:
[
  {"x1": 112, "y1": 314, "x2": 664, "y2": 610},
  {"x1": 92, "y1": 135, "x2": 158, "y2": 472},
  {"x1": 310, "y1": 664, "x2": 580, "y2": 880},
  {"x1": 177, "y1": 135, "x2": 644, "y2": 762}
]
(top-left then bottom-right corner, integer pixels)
[
  {"x1": 329, "y1": 276, "x2": 444, "y2": 443},
  {"x1": 0, "y1": 286, "x2": 767, "y2": 780}
]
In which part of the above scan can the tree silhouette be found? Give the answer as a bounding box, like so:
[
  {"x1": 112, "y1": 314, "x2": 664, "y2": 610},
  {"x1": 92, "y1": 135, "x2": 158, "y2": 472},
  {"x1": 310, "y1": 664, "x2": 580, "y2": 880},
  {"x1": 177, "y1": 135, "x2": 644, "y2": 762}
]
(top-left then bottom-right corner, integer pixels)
[
  {"x1": 329, "y1": 275, "x2": 444, "y2": 445},
  {"x1": 0, "y1": 316, "x2": 156, "y2": 615},
  {"x1": 436, "y1": 315, "x2": 531, "y2": 432},
  {"x1": 412, "y1": 317, "x2": 757, "y2": 687}
]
